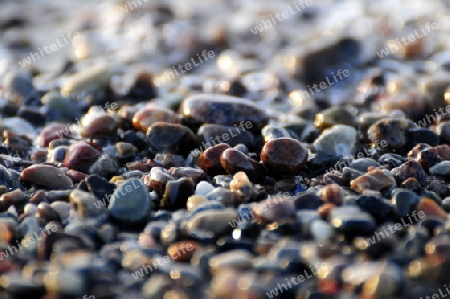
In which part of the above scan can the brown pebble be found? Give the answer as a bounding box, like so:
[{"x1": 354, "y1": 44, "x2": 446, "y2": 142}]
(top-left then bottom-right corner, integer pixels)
[
  {"x1": 321, "y1": 184, "x2": 344, "y2": 205},
  {"x1": 65, "y1": 169, "x2": 88, "y2": 184},
  {"x1": 143, "y1": 167, "x2": 176, "y2": 194},
  {"x1": 260, "y1": 137, "x2": 308, "y2": 176},
  {"x1": 198, "y1": 143, "x2": 230, "y2": 176},
  {"x1": 80, "y1": 115, "x2": 117, "y2": 138},
  {"x1": 39, "y1": 123, "x2": 69, "y2": 147},
  {"x1": 132, "y1": 106, "x2": 178, "y2": 132},
  {"x1": 169, "y1": 167, "x2": 207, "y2": 183},
  {"x1": 400, "y1": 177, "x2": 422, "y2": 189},
  {"x1": 350, "y1": 169, "x2": 395, "y2": 193},
  {"x1": 251, "y1": 196, "x2": 296, "y2": 224},
  {"x1": 29, "y1": 190, "x2": 46, "y2": 205},
  {"x1": 318, "y1": 203, "x2": 335, "y2": 220},
  {"x1": 229, "y1": 172, "x2": 255, "y2": 203},
  {"x1": 417, "y1": 198, "x2": 447, "y2": 220},
  {"x1": 167, "y1": 241, "x2": 200, "y2": 262},
  {"x1": 436, "y1": 145, "x2": 450, "y2": 161},
  {"x1": 64, "y1": 141, "x2": 101, "y2": 172},
  {"x1": 220, "y1": 148, "x2": 265, "y2": 182},
  {"x1": 126, "y1": 161, "x2": 150, "y2": 172},
  {"x1": 20, "y1": 165, "x2": 73, "y2": 189}
]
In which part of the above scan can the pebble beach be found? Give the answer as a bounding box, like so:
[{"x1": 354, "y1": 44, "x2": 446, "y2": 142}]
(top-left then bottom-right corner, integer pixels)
[{"x1": 1, "y1": 0, "x2": 450, "y2": 298}]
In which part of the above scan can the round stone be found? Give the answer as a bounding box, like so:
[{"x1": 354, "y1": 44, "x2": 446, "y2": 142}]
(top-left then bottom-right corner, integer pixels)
[{"x1": 260, "y1": 137, "x2": 308, "y2": 176}]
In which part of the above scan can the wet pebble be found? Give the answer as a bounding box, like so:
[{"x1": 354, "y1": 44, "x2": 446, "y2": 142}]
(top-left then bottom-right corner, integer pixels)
[
  {"x1": 392, "y1": 160, "x2": 427, "y2": 187},
  {"x1": 198, "y1": 143, "x2": 230, "y2": 176},
  {"x1": 144, "y1": 167, "x2": 176, "y2": 194},
  {"x1": 161, "y1": 177, "x2": 195, "y2": 210},
  {"x1": 261, "y1": 137, "x2": 308, "y2": 176},
  {"x1": 20, "y1": 164, "x2": 73, "y2": 189},
  {"x1": 132, "y1": 106, "x2": 179, "y2": 132},
  {"x1": 220, "y1": 148, "x2": 265, "y2": 182},
  {"x1": 146, "y1": 122, "x2": 198, "y2": 156},
  {"x1": 350, "y1": 169, "x2": 396, "y2": 193},
  {"x1": 64, "y1": 142, "x2": 101, "y2": 172}
]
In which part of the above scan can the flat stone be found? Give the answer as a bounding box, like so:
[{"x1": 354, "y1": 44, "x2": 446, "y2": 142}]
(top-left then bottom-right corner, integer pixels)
[
  {"x1": 180, "y1": 94, "x2": 269, "y2": 130},
  {"x1": 20, "y1": 165, "x2": 73, "y2": 189}
]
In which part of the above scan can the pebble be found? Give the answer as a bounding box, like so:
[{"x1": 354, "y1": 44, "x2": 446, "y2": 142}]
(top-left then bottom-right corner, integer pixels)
[
  {"x1": 180, "y1": 94, "x2": 269, "y2": 129},
  {"x1": 367, "y1": 118, "x2": 411, "y2": 150},
  {"x1": 144, "y1": 167, "x2": 175, "y2": 195},
  {"x1": 167, "y1": 240, "x2": 200, "y2": 262},
  {"x1": 392, "y1": 160, "x2": 427, "y2": 187},
  {"x1": 186, "y1": 209, "x2": 237, "y2": 238},
  {"x1": 20, "y1": 164, "x2": 73, "y2": 189},
  {"x1": 314, "y1": 106, "x2": 356, "y2": 130},
  {"x1": 146, "y1": 122, "x2": 198, "y2": 156},
  {"x1": 313, "y1": 125, "x2": 357, "y2": 158},
  {"x1": 417, "y1": 198, "x2": 447, "y2": 221},
  {"x1": 60, "y1": 63, "x2": 113, "y2": 97},
  {"x1": 251, "y1": 196, "x2": 296, "y2": 224},
  {"x1": 261, "y1": 125, "x2": 291, "y2": 142},
  {"x1": 69, "y1": 189, "x2": 106, "y2": 218},
  {"x1": 80, "y1": 114, "x2": 117, "y2": 139},
  {"x1": 350, "y1": 169, "x2": 396, "y2": 193},
  {"x1": 321, "y1": 183, "x2": 345, "y2": 205},
  {"x1": 430, "y1": 161, "x2": 450, "y2": 178},
  {"x1": 392, "y1": 189, "x2": 420, "y2": 217},
  {"x1": 220, "y1": 148, "x2": 265, "y2": 182},
  {"x1": 161, "y1": 177, "x2": 195, "y2": 210},
  {"x1": 39, "y1": 123, "x2": 68, "y2": 147},
  {"x1": 330, "y1": 206, "x2": 376, "y2": 238},
  {"x1": 186, "y1": 195, "x2": 208, "y2": 212},
  {"x1": 209, "y1": 249, "x2": 253, "y2": 273},
  {"x1": 169, "y1": 167, "x2": 206, "y2": 184},
  {"x1": 260, "y1": 137, "x2": 308, "y2": 176},
  {"x1": 64, "y1": 142, "x2": 101, "y2": 172},
  {"x1": 229, "y1": 172, "x2": 255, "y2": 203},
  {"x1": 349, "y1": 158, "x2": 380, "y2": 172},
  {"x1": 108, "y1": 179, "x2": 152, "y2": 224},
  {"x1": 198, "y1": 143, "x2": 230, "y2": 176},
  {"x1": 197, "y1": 124, "x2": 254, "y2": 147},
  {"x1": 132, "y1": 106, "x2": 179, "y2": 132},
  {"x1": 355, "y1": 195, "x2": 394, "y2": 223},
  {"x1": 194, "y1": 181, "x2": 215, "y2": 197}
]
